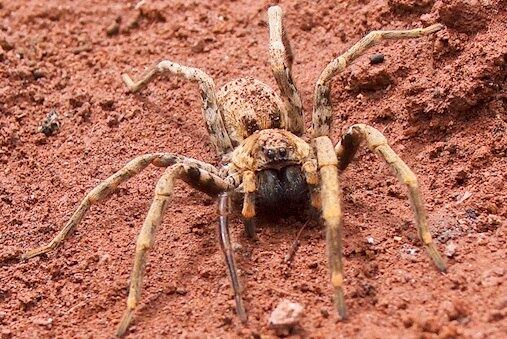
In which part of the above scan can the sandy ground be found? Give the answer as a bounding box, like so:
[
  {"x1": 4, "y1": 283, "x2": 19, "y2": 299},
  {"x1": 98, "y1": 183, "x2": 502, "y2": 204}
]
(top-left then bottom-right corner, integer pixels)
[{"x1": 0, "y1": 0, "x2": 506, "y2": 338}]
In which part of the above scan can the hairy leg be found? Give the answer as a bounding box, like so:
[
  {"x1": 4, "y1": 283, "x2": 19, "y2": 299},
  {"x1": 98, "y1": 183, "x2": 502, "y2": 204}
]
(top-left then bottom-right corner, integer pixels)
[
  {"x1": 218, "y1": 192, "x2": 247, "y2": 322},
  {"x1": 312, "y1": 24, "x2": 443, "y2": 137},
  {"x1": 21, "y1": 154, "x2": 224, "y2": 260},
  {"x1": 315, "y1": 136, "x2": 347, "y2": 319},
  {"x1": 117, "y1": 163, "x2": 231, "y2": 336},
  {"x1": 241, "y1": 170, "x2": 257, "y2": 239},
  {"x1": 122, "y1": 60, "x2": 234, "y2": 155},
  {"x1": 268, "y1": 5, "x2": 304, "y2": 135},
  {"x1": 302, "y1": 159, "x2": 320, "y2": 209},
  {"x1": 335, "y1": 124, "x2": 446, "y2": 272}
]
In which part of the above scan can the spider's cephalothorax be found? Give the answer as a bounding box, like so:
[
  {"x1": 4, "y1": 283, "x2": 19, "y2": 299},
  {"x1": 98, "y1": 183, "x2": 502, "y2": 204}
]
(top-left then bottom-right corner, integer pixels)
[
  {"x1": 229, "y1": 128, "x2": 316, "y2": 216},
  {"x1": 22, "y1": 6, "x2": 448, "y2": 336}
]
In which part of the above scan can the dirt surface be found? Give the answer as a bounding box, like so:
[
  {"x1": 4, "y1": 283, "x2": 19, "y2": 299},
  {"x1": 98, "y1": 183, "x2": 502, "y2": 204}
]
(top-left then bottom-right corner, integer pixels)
[{"x1": 1, "y1": 0, "x2": 506, "y2": 338}]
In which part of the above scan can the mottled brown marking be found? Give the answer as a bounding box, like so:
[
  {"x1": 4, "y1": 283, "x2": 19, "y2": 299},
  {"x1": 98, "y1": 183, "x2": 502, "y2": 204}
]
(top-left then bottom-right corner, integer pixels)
[
  {"x1": 241, "y1": 115, "x2": 261, "y2": 135},
  {"x1": 217, "y1": 77, "x2": 286, "y2": 145}
]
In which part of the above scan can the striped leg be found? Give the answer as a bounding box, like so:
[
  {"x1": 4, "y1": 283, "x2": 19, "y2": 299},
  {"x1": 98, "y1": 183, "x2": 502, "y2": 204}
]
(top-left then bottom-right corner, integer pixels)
[
  {"x1": 21, "y1": 154, "x2": 224, "y2": 260},
  {"x1": 312, "y1": 24, "x2": 444, "y2": 137},
  {"x1": 268, "y1": 5, "x2": 304, "y2": 135},
  {"x1": 335, "y1": 124, "x2": 446, "y2": 272},
  {"x1": 315, "y1": 136, "x2": 347, "y2": 319},
  {"x1": 122, "y1": 60, "x2": 234, "y2": 155},
  {"x1": 116, "y1": 163, "x2": 231, "y2": 336}
]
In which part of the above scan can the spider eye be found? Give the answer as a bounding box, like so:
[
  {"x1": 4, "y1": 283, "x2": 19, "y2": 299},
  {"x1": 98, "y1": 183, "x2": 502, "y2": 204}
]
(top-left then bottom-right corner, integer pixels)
[
  {"x1": 278, "y1": 147, "x2": 287, "y2": 158},
  {"x1": 265, "y1": 149, "x2": 276, "y2": 159}
]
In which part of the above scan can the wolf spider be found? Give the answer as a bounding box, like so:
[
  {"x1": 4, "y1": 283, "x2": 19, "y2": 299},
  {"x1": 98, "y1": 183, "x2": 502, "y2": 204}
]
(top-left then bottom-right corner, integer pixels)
[{"x1": 22, "y1": 5, "x2": 447, "y2": 336}]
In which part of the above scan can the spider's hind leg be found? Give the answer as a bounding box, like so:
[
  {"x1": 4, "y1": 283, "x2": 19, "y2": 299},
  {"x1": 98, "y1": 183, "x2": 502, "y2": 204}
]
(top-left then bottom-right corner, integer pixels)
[
  {"x1": 268, "y1": 5, "x2": 304, "y2": 135},
  {"x1": 21, "y1": 153, "x2": 185, "y2": 260},
  {"x1": 335, "y1": 124, "x2": 446, "y2": 272}
]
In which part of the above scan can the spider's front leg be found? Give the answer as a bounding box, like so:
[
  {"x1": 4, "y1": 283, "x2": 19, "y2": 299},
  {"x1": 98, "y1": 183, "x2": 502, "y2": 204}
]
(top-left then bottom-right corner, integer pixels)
[
  {"x1": 122, "y1": 60, "x2": 234, "y2": 155},
  {"x1": 315, "y1": 136, "x2": 347, "y2": 319},
  {"x1": 335, "y1": 124, "x2": 446, "y2": 272},
  {"x1": 312, "y1": 23, "x2": 444, "y2": 137},
  {"x1": 117, "y1": 163, "x2": 232, "y2": 336}
]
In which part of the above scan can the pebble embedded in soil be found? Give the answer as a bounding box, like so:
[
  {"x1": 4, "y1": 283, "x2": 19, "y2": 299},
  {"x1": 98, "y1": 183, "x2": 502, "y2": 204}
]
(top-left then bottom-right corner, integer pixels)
[
  {"x1": 444, "y1": 242, "x2": 458, "y2": 258},
  {"x1": 269, "y1": 299, "x2": 304, "y2": 335},
  {"x1": 370, "y1": 53, "x2": 385, "y2": 64},
  {"x1": 32, "y1": 317, "x2": 53, "y2": 327},
  {"x1": 106, "y1": 16, "x2": 121, "y2": 37},
  {"x1": 38, "y1": 110, "x2": 60, "y2": 136}
]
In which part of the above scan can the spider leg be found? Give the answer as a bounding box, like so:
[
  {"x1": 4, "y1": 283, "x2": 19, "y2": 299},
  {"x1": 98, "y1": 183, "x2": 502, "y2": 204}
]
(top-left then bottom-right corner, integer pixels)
[
  {"x1": 218, "y1": 192, "x2": 247, "y2": 322},
  {"x1": 21, "y1": 154, "x2": 225, "y2": 260},
  {"x1": 241, "y1": 170, "x2": 257, "y2": 239},
  {"x1": 335, "y1": 124, "x2": 446, "y2": 272},
  {"x1": 302, "y1": 159, "x2": 321, "y2": 209},
  {"x1": 122, "y1": 60, "x2": 234, "y2": 155},
  {"x1": 268, "y1": 5, "x2": 304, "y2": 135},
  {"x1": 312, "y1": 24, "x2": 444, "y2": 137},
  {"x1": 117, "y1": 163, "x2": 231, "y2": 337},
  {"x1": 315, "y1": 136, "x2": 347, "y2": 319}
]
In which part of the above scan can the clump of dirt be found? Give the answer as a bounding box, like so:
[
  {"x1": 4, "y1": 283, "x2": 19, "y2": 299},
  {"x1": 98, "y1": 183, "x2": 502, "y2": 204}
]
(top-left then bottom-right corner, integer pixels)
[{"x1": 0, "y1": 0, "x2": 505, "y2": 338}]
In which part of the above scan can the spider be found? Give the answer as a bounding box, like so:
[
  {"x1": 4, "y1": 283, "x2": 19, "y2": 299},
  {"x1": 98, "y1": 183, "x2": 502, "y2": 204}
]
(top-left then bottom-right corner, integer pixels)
[{"x1": 22, "y1": 5, "x2": 447, "y2": 336}]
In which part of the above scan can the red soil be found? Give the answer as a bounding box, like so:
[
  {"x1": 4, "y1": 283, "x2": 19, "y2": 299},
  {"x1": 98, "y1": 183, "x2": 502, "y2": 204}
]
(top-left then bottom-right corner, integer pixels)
[{"x1": 1, "y1": 0, "x2": 506, "y2": 338}]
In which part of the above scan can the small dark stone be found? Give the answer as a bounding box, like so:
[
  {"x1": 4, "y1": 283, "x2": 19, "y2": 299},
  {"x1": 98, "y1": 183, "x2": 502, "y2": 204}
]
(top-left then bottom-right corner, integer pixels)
[
  {"x1": 32, "y1": 69, "x2": 45, "y2": 79},
  {"x1": 38, "y1": 110, "x2": 60, "y2": 136},
  {"x1": 106, "y1": 16, "x2": 121, "y2": 37},
  {"x1": 465, "y1": 208, "x2": 478, "y2": 219},
  {"x1": 370, "y1": 53, "x2": 385, "y2": 65},
  {"x1": 175, "y1": 287, "x2": 187, "y2": 295}
]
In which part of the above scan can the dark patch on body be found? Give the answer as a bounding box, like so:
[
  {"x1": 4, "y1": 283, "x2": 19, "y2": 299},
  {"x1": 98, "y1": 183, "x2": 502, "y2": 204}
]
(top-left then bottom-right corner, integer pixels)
[
  {"x1": 255, "y1": 165, "x2": 309, "y2": 215},
  {"x1": 241, "y1": 115, "x2": 261, "y2": 135},
  {"x1": 269, "y1": 110, "x2": 282, "y2": 128}
]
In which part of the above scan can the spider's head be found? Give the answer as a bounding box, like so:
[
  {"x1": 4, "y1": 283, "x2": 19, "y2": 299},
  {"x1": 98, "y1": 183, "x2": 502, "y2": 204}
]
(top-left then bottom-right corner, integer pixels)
[
  {"x1": 231, "y1": 129, "x2": 311, "y2": 171},
  {"x1": 258, "y1": 130, "x2": 295, "y2": 164}
]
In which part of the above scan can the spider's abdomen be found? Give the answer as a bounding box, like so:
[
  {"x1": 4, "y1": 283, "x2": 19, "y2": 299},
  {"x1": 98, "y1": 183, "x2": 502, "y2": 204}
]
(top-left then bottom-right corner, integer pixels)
[
  {"x1": 255, "y1": 165, "x2": 309, "y2": 215},
  {"x1": 217, "y1": 77, "x2": 286, "y2": 147}
]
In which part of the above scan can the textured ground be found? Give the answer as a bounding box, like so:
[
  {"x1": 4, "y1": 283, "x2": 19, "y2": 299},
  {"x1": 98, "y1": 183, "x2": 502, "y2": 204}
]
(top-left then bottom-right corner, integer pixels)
[{"x1": 0, "y1": 0, "x2": 506, "y2": 338}]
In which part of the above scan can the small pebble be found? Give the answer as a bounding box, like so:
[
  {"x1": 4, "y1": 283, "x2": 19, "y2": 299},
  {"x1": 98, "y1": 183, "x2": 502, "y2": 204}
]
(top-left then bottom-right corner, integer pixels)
[
  {"x1": 269, "y1": 299, "x2": 304, "y2": 335},
  {"x1": 320, "y1": 308, "x2": 329, "y2": 318},
  {"x1": 191, "y1": 39, "x2": 206, "y2": 53},
  {"x1": 444, "y1": 242, "x2": 457, "y2": 258},
  {"x1": 370, "y1": 53, "x2": 385, "y2": 64},
  {"x1": 38, "y1": 110, "x2": 60, "y2": 136},
  {"x1": 32, "y1": 317, "x2": 53, "y2": 327},
  {"x1": 106, "y1": 16, "x2": 121, "y2": 37},
  {"x1": 176, "y1": 287, "x2": 187, "y2": 295}
]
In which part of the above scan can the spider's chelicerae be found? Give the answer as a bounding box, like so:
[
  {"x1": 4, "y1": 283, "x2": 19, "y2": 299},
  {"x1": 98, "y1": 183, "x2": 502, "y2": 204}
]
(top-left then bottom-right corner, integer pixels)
[{"x1": 22, "y1": 5, "x2": 447, "y2": 336}]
